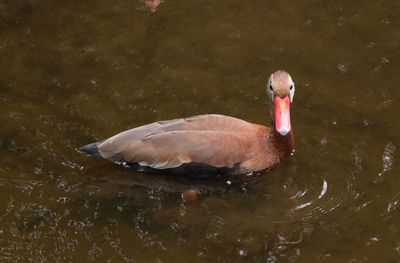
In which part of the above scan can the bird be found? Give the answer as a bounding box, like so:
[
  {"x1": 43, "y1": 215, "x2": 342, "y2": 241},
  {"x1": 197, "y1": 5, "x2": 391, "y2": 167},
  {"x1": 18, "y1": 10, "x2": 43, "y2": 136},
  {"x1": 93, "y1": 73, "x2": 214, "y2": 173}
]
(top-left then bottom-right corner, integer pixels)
[{"x1": 80, "y1": 70, "x2": 295, "y2": 176}]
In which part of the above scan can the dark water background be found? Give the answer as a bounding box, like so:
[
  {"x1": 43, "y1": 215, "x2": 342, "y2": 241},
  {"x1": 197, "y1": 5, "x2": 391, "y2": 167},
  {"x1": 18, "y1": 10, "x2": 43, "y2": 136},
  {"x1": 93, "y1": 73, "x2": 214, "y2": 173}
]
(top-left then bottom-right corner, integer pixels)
[{"x1": 1, "y1": 0, "x2": 400, "y2": 262}]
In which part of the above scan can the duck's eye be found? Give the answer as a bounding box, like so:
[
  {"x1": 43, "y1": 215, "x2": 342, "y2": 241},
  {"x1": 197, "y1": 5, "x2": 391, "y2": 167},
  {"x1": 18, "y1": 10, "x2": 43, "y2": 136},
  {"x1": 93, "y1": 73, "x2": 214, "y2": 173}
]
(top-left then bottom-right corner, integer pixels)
[
  {"x1": 289, "y1": 85, "x2": 294, "y2": 91},
  {"x1": 269, "y1": 85, "x2": 273, "y2": 91}
]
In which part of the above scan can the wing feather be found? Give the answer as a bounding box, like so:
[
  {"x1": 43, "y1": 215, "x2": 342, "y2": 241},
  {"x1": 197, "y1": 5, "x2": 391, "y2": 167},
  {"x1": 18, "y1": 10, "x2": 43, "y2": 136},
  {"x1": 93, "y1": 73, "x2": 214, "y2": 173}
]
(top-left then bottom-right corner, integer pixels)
[
  {"x1": 94, "y1": 114, "x2": 270, "y2": 170},
  {"x1": 98, "y1": 114, "x2": 255, "y2": 160},
  {"x1": 99, "y1": 129, "x2": 249, "y2": 169}
]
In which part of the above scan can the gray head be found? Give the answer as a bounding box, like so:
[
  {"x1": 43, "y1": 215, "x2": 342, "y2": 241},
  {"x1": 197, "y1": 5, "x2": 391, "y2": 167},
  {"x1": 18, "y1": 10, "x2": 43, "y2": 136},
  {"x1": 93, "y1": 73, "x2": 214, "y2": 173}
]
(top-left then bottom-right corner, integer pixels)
[{"x1": 266, "y1": 70, "x2": 295, "y2": 102}]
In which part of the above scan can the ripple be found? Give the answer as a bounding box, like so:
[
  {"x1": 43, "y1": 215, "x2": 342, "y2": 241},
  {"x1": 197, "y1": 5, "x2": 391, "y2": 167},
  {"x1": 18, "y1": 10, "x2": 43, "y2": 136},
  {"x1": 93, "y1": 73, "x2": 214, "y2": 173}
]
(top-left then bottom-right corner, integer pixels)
[
  {"x1": 337, "y1": 63, "x2": 349, "y2": 74},
  {"x1": 379, "y1": 142, "x2": 396, "y2": 176},
  {"x1": 252, "y1": 168, "x2": 354, "y2": 224},
  {"x1": 287, "y1": 178, "x2": 348, "y2": 222}
]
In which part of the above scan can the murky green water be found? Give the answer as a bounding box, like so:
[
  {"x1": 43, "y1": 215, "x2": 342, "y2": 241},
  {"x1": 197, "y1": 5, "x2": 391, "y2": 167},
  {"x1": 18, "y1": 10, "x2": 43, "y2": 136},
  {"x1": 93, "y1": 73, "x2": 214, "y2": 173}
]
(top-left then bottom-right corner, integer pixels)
[{"x1": 1, "y1": 0, "x2": 400, "y2": 261}]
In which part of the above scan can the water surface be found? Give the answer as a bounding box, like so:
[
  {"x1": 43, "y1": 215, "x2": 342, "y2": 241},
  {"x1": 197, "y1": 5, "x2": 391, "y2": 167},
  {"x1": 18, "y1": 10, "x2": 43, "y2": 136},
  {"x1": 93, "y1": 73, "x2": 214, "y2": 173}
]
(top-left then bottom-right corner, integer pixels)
[{"x1": 1, "y1": 0, "x2": 400, "y2": 261}]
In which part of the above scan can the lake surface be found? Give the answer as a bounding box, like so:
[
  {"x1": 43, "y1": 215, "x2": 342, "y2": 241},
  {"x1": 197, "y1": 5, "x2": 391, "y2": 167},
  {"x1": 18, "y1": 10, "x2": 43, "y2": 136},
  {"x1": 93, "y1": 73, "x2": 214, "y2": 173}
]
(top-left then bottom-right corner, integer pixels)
[{"x1": 1, "y1": 0, "x2": 400, "y2": 261}]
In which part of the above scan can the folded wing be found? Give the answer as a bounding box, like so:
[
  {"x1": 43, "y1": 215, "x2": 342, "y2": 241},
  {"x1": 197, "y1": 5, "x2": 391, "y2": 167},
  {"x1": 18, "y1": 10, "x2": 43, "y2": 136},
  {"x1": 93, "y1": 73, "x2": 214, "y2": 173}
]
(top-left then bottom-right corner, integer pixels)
[{"x1": 96, "y1": 114, "x2": 257, "y2": 170}]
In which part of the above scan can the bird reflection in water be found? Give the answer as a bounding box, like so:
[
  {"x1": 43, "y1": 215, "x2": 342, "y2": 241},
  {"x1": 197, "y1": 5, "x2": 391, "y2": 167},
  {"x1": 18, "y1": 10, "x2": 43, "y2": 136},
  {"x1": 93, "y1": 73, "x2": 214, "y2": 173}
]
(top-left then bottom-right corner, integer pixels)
[
  {"x1": 83, "y1": 162, "x2": 267, "y2": 202},
  {"x1": 137, "y1": 0, "x2": 163, "y2": 13}
]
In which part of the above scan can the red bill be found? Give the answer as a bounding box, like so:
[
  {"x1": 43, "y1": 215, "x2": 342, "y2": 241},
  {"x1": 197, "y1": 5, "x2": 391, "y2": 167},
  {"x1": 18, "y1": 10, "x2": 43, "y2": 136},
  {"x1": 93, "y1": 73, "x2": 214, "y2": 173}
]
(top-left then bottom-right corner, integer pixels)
[{"x1": 274, "y1": 96, "x2": 291, "y2": 136}]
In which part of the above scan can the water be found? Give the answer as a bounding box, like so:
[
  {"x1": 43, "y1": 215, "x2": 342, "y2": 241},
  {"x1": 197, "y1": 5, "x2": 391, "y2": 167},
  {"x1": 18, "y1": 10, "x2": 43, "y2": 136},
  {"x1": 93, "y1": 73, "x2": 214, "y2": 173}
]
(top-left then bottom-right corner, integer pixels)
[{"x1": 1, "y1": 0, "x2": 400, "y2": 261}]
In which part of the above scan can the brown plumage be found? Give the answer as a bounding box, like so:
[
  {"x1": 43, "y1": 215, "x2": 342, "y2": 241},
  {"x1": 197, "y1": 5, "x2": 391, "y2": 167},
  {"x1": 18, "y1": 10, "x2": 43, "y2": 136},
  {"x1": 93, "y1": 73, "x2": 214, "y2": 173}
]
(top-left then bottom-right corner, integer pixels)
[{"x1": 80, "y1": 70, "x2": 295, "y2": 176}]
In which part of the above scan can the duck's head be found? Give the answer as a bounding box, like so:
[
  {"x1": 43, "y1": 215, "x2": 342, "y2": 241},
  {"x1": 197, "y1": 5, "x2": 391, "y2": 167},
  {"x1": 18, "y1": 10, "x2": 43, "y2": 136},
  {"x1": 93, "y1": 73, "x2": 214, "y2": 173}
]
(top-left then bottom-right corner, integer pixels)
[{"x1": 266, "y1": 70, "x2": 295, "y2": 136}]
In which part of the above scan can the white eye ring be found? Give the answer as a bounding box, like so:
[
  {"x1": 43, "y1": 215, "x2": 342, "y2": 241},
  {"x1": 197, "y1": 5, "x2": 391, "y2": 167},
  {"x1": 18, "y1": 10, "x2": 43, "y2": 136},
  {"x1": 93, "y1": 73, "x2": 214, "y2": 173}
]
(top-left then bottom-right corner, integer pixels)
[{"x1": 289, "y1": 84, "x2": 295, "y2": 102}]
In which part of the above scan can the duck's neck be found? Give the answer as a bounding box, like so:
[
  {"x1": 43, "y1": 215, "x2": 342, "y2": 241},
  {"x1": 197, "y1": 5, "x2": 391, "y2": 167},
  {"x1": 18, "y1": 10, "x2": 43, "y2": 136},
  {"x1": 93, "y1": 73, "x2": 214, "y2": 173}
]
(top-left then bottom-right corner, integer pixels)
[
  {"x1": 269, "y1": 106, "x2": 294, "y2": 156},
  {"x1": 272, "y1": 128, "x2": 295, "y2": 157}
]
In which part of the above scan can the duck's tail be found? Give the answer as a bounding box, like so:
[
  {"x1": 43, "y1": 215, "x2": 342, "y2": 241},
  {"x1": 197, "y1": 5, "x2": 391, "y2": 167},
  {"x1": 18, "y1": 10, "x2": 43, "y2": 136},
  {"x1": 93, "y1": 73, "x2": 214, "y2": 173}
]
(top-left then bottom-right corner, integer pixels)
[{"x1": 79, "y1": 142, "x2": 102, "y2": 158}]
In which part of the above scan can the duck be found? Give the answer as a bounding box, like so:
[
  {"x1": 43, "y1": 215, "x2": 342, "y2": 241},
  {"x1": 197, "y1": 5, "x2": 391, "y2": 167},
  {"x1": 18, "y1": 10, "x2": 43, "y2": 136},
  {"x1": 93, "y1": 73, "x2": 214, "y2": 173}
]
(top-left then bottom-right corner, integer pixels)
[{"x1": 80, "y1": 70, "x2": 295, "y2": 176}]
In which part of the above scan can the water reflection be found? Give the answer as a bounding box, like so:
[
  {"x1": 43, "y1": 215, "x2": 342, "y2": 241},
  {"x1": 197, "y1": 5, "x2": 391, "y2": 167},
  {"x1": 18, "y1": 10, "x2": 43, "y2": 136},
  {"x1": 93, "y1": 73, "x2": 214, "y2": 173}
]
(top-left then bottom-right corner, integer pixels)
[
  {"x1": 379, "y1": 142, "x2": 395, "y2": 177},
  {"x1": 137, "y1": 0, "x2": 163, "y2": 13},
  {"x1": 82, "y1": 154, "x2": 354, "y2": 226},
  {"x1": 85, "y1": 163, "x2": 233, "y2": 194}
]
